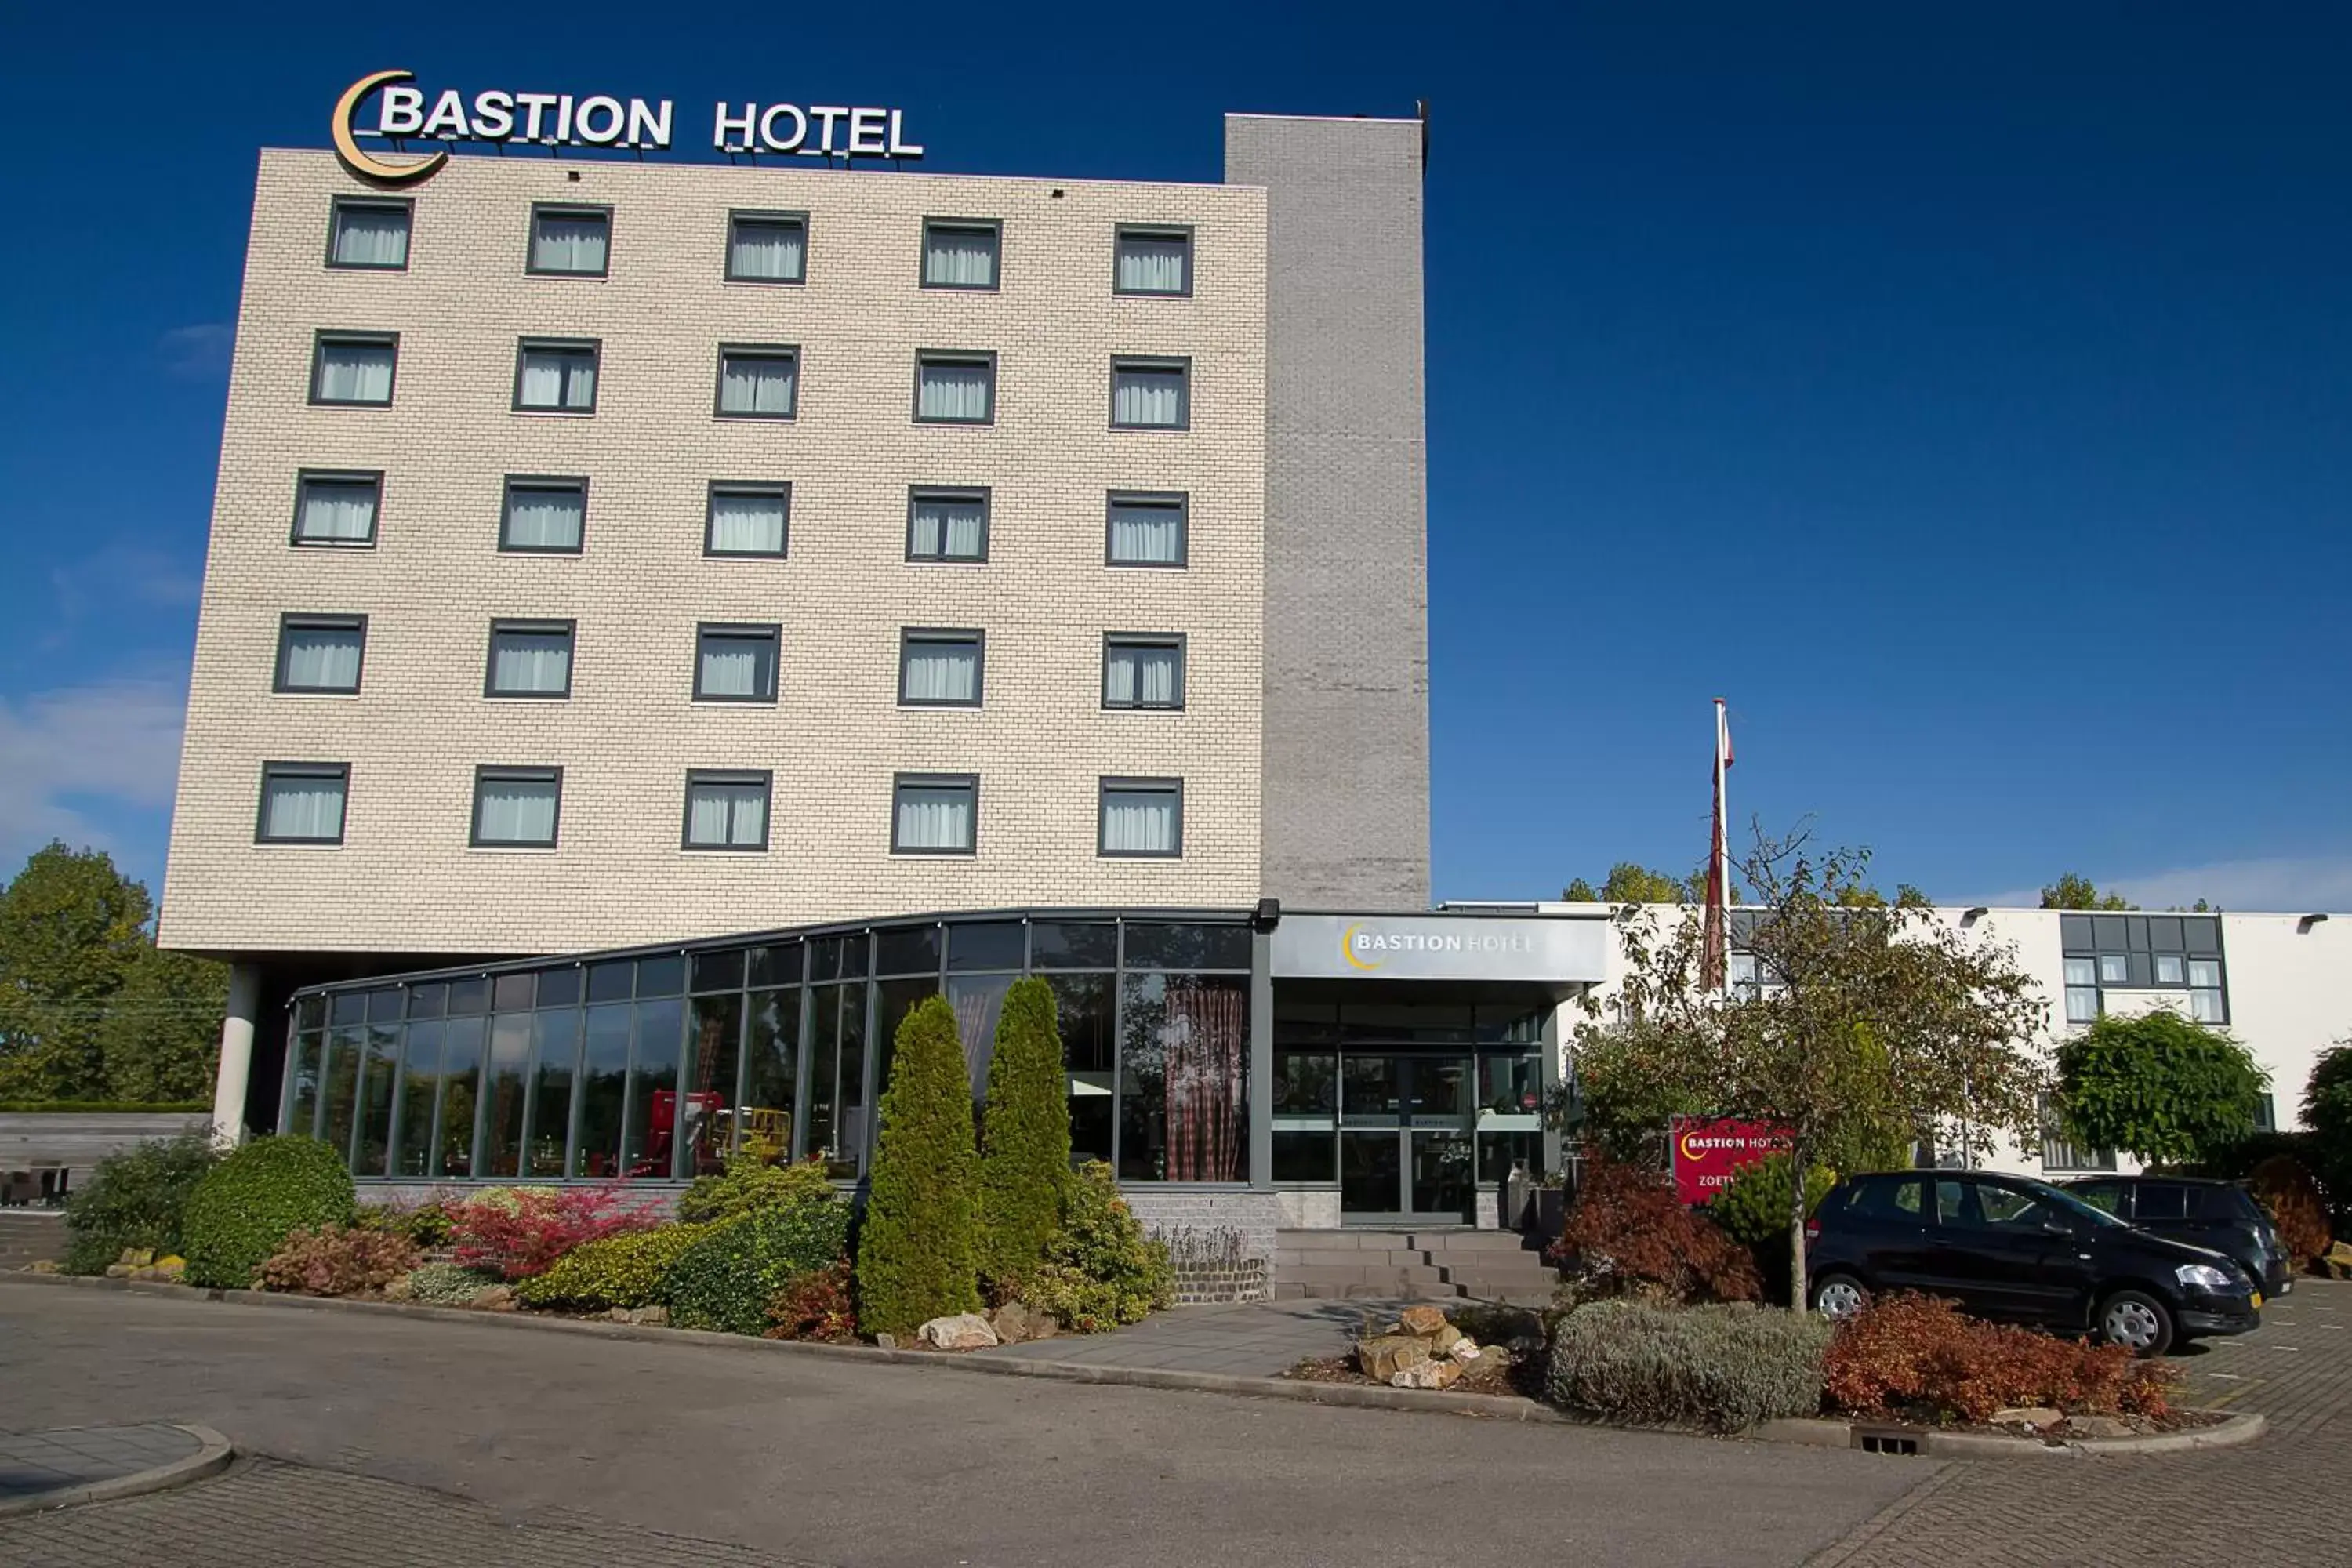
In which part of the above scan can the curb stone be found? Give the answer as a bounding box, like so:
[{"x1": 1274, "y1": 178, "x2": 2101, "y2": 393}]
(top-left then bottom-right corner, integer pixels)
[
  {"x1": 1749, "y1": 1411, "x2": 2267, "y2": 1457},
  {"x1": 0, "y1": 1425, "x2": 234, "y2": 1519}
]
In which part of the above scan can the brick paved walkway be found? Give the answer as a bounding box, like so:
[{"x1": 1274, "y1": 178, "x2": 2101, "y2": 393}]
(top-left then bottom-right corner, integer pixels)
[
  {"x1": 980, "y1": 1296, "x2": 1401, "y2": 1375},
  {"x1": 1811, "y1": 1278, "x2": 2352, "y2": 1566},
  {"x1": 0, "y1": 1424, "x2": 199, "y2": 1505}
]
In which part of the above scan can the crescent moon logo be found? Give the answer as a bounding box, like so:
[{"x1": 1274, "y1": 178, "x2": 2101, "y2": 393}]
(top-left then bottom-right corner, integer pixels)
[
  {"x1": 1341, "y1": 924, "x2": 1385, "y2": 972},
  {"x1": 1678, "y1": 1130, "x2": 1701, "y2": 1162},
  {"x1": 332, "y1": 70, "x2": 448, "y2": 184}
]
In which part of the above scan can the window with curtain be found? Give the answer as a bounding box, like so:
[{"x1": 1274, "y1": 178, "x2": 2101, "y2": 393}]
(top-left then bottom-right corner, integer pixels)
[
  {"x1": 2063, "y1": 957, "x2": 2100, "y2": 1025},
  {"x1": 258, "y1": 763, "x2": 348, "y2": 844},
  {"x1": 1099, "y1": 779, "x2": 1181, "y2": 857},
  {"x1": 684, "y1": 771, "x2": 770, "y2": 850},
  {"x1": 274, "y1": 617, "x2": 365, "y2": 694},
  {"x1": 1111, "y1": 358, "x2": 1188, "y2": 429},
  {"x1": 514, "y1": 341, "x2": 599, "y2": 412},
  {"x1": 914, "y1": 354, "x2": 994, "y2": 423},
  {"x1": 717, "y1": 347, "x2": 798, "y2": 418},
  {"x1": 1106, "y1": 493, "x2": 1185, "y2": 566},
  {"x1": 486, "y1": 622, "x2": 575, "y2": 698},
  {"x1": 499, "y1": 479, "x2": 586, "y2": 552},
  {"x1": 311, "y1": 335, "x2": 397, "y2": 405},
  {"x1": 695, "y1": 626, "x2": 779, "y2": 702},
  {"x1": 893, "y1": 776, "x2": 976, "y2": 854},
  {"x1": 727, "y1": 212, "x2": 806, "y2": 282},
  {"x1": 293, "y1": 473, "x2": 380, "y2": 546},
  {"x1": 899, "y1": 630, "x2": 983, "y2": 706},
  {"x1": 921, "y1": 220, "x2": 999, "y2": 288},
  {"x1": 907, "y1": 488, "x2": 988, "y2": 561},
  {"x1": 329, "y1": 198, "x2": 411, "y2": 269},
  {"x1": 705, "y1": 485, "x2": 789, "y2": 557},
  {"x1": 528, "y1": 206, "x2": 610, "y2": 275},
  {"x1": 1114, "y1": 227, "x2": 1190, "y2": 295},
  {"x1": 472, "y1": 768, "x2": 562, "y2": 847},
  {"x1": 1102, "y1": 637, "x2": 1184, "y2": 710},
  {"x1": 2188, "y1": 959, "x2": 2227, "y2": 1023}
]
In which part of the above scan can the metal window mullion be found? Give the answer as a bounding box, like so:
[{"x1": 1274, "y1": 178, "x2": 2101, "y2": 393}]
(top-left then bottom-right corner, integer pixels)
[
  {"x1": 729, "y1": 985, "x2": 750, "y2": 1162},
  {"x1": 790, "y1": 948, "x2": 815, "y2": 1163},
  {"x1": 860, "y1": 936, "x2": 881, "y2": 1175},
  {"x1": 1110, "y1": 920, "x2": 1127, "y2": 1176},
  {"x1": 276, "y1": 1012, "x2": 299, "y2": 1134}
]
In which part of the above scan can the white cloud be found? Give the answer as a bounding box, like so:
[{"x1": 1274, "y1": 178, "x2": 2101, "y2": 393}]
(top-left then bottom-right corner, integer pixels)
[
  {"x1": 1973, "y1": 855, "x2": 2352, "y2": 914},
  {"x1": 158, "y1": 321, "x2": 233, "y2": 379},
  {"x1": 0, "y1": 676, "x2": 186, "y2": 873}
]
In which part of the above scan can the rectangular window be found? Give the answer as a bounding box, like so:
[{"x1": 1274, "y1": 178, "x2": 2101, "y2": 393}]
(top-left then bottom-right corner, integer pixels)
[
  {"x1": 1115, "y1": 225, "x2": 1191, "y2": 296},
  {"x1": 1103, "y1": 636, "x2": 1185, "y2": 710},
  {"x1": 2063, "y1": 957, "x2": 2100, "y2": 1024},
  {"x1": 914, "y1": 351, "x2": 995, "y2": 424},
  {"x1": 513, "y1": 339, "x2": 599, "y2": 412},
  {"x1": 727, "y1": 211, "x2": 807, "y2": 282},
  {"x1": 257, "y1": 762, "x2": 348, "y2": 844},
  {"x1": 1111, "y1": 356, "x2": 1189, "y2": 429},
  {"x1": 292, "y1": 470, "x2": 380, "y2": 546},
  {"x1": 328, "y1": 197, "x2": 411, "y2": 270},
  {"x1": 694, "y1": 624, "x2": 779, "y2": 702},
  {"x1": 310, "y1": 332, "x2": 397, "y2": 405},
  {"x1": 1099, "y1": 777, "x2": 1183, "y2": 857},
  {"x1": 704, "y1": 483, "x2": 789, "y2": 557},
  {"x1": 471, "y1": 766, "x2": 562, "y2": 848},
  {"x1": 485, "y1": 619, "x2": 575, "y2": 699},
  {"x1": 898, "y1": 630, "x2": 984, "y2": 706},
  {"x1": 892, "y1": 774, "x2": 977, "y2": 855},
  {"x1": 2098, "y1": 954, "x2": 2130, "y2": 985},
  {"x1": 1106, "y1": 492, "x2": 1187, "y2": 566},
  {"x1": 921, "y1": 219, "x2": 999, "y2": 289},
  {"x1": 2187, "y1": 959, "x2": 2221, "y2": 989},
  {"x1": 2154, "y1": 953, "x2": 2186, "y2": 985},
  {"x1": 906, "y1": 487, "x2": 988, "y2": 561},
  {"x1": 499, "y1": 477, "x2": 586, "y2": 553},
  {"x1": 274, "y1": 615, "x2": 366, "y2": 694},
  {"x1": 527, "y1": 205, "x2": 610, "y2": 276},
  {"x1": 683, "y1": 770, "x2": 771, "y2": 851},
  {"x1": 717, "y1": 345, "x2": 798, "y2": 419}
]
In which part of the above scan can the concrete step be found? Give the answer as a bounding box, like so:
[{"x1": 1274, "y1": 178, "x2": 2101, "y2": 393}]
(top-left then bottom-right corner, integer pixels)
[
  {"x1": 1279, "y1": 1264, "x2": 1451, "y2": 1287},
  {"x1": 1276, "y1": 1279, "x2": 1470, "y2": 1301},
  {"x1": 1408, "y1": 1230, "x2": 1543, "y2": 1253},
  {"x1": 1276, "y1": 1247, "x2": 1438, "y2": 1269},
  {"x1": 1275, "y1": 1229, "x2": 1417, "y2": 1250}
]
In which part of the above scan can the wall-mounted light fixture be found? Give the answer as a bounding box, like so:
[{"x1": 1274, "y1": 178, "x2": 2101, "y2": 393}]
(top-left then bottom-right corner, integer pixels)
[
  {"x1": 1962, "y1": 906, "x2": 1990, "y2": 927},
  {"x1": 2298, "y1": 913, "x2": 2331, "y2": 933},
  {"x1": 1250, "y1": 898, "x2": 1281, "y2": 932}
]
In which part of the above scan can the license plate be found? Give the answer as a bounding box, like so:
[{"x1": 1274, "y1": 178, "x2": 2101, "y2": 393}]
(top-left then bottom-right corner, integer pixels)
[{"x1": 2252, "y1": 1292, "x2": 2263, "y2": 1309}]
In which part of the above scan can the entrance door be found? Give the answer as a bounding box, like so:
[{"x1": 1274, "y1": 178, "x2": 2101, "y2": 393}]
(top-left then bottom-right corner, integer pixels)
[{"x1": 1339, "y1": 1053, "x2": 1473, "y2": 1222}]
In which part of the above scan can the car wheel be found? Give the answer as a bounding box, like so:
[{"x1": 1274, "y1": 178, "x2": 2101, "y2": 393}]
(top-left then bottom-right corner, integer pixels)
[
  {"x1": 1812, "y1": 1272, "x2": 1868, "y2": 1322},
  {"x1": 2098, "y1": 1290, "x2": 2175, "y2": 1357}
]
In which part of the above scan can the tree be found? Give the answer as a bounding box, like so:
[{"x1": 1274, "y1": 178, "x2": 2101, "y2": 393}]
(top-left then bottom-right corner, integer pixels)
[
  {"x1": 2039, "y1": 873, "x2": 2133, "y2": 911},
  {"x1": 2056, "y1": 1012, "x2": 2270, "y2": 1167},
  {"x1": 95, "y1": 946, "x2": 228, "y2": 1102},
  {"x1": 978, "y1": 978, "x2": 1072, "y2": 1290},
  {"x1": 2302, "y1": 1041, "x2": 2352, "y2": 1204},
  {"x1": 857, "y1": 995, "x2": 981, "y2": 1337},
  {"x1": 1572, "y1": 829, "x2": 2049, "y2": 1309},
  {"x1": 1563, "y1": 862, "x2": 1739, "y2": 905}
]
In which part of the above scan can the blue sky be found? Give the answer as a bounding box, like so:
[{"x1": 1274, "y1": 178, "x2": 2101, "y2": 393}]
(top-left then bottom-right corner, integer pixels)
[{"x1": 4, "y1": 2, "x2": 2350, "y2": 911}]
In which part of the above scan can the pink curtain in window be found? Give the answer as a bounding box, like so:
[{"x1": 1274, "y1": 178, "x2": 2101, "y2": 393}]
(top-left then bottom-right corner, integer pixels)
[{"x1": 1165, "y1": 980, "x2": 1245, "y2": 1181}]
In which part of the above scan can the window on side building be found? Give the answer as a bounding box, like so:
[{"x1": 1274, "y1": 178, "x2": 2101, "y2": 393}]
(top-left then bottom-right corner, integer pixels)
[
  {"x1": 892, "y1": 774, "x2": 977, "y2": 855},
  {"x1": 292, "y1": 470, "x2": 381, "y2": 546},
  {"x1": 898, "y1": 630, "x2": 984, "y2": 707},
  {"x1": 499, "y1": 477, "x2": 587, "y2": 553},
  {"x1": 527, "y1": 205, "x2": 611, "y2": 277},
  {"x1": 513, "y1": 339, "x2": 600, "y2": 413},
  {"x1": 1098, "y1": 778, "x2": 1182, "y2": 858},
  {"x1": 1114, "y1": 225, "x2": 1191, "y2": 296},
  {"x1": 1102, "y1": 634, "x2": 1185, "y2": 710},
  {"x1": 1105, "y1": 492, "x2": 1186, "y2": 566},
  {"x1": 1110, "y1": 356, "x2": 1189, "y2": 430},
  {"x1": 471, "y1": 767, "x2": 563, "y2": 848},
  {"x1": 727, "y1": 211, "x2": 807, "y2": 283},
  {"x1": 327, "y1": 197, "x2": 412, "y2": 270},
  {"x1": 704, "y1": 483, "x2": 789, "y2": 557},
  {"x1": 906, "y1": 487, "x2": 988, "y2": 561},
  {"x1": 274, "y1": 615, "x2": 367, "y2": 695},
  {"x1": 920, "y1": 219, "x2": 1000, "y2": 289},
  {"x1": 2063, "y1": 957, "x2": 2100, "y2": 1024},
  {"x1": 694, "y1": 624, "x2": 779, "y2": 702},
  {"x1": 485, "y1": 619, "x2": 575, "y2": 699},
  {"x1": 257, "y1": 762, "x2": 349, "y2": 844},
  {"x1": 310, "y1": 332, "x2": 398, "y2": 405},
  {"x1": 717, "y1": 346, "x2": 798, "y2": 419},
  {"x1": 683, "y1": 770, "x2": 771, "y2": 851},
  {"x1": 914, "y1": 351, "x2": 995, "y2": 424}
]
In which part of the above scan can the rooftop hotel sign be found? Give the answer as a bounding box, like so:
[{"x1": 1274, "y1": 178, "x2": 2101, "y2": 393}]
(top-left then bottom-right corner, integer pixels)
[
  {"x1": 1269, "y1": 914, "x2": 1609, "y2": 985},
  {"x1": 332, "y1": 69, "x2": 924, "y2": 184}
]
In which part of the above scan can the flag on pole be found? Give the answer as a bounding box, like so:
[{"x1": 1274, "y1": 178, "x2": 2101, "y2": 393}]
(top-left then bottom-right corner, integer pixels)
[{"x1": 1701, "y1": 699, "x2": 1734, "y2": 991}]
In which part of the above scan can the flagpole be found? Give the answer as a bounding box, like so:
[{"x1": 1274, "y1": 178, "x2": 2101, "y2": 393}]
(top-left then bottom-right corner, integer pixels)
[{"x1": 1713, "y1": 698, "x2": 1730, "y2": 920}]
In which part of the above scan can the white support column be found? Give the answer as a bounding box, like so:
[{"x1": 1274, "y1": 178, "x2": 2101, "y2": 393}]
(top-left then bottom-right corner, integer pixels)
[{"x1": 211, "y1": 964, "x2": 263, "y2": 1147}]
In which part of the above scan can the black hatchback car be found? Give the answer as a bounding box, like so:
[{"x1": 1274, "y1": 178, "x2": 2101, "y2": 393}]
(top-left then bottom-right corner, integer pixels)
[
  {"x1": 1806, "y1": 1169, "x2": 2261, "y2": 1355},
  {"x1": 2060, "y1": 1175, "x2": 2294, "y2": 1301}
]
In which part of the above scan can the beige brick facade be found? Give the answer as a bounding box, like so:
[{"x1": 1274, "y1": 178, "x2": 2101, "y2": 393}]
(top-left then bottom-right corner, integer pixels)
[{"x1": 159, "y1": 149, "x2": 1267, "y2": 958}]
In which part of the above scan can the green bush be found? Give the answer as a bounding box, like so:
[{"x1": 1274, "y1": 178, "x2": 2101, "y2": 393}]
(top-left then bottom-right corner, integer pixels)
[
  {"x1": 518, "y1": 1221, "x2": 723, "y2": 1311},
  {"x1": 978, "y1": 978, "x2": 1071, "y2": 1292},
  {"x1": 1544, "y1": 1299, "x2": 1832, "y2": 1433},
  {"x1": 62, "y1": 1132, "x2": 220, "y2": 1274},
  {"x1": 181, "y1": 1137, "x2": 356, "y2": 1289},
  {"x1": 350, "y1": 1197, "x2": 456, "y2": 1248},
  {"x1": 857, "y1": 995, "x2": 982, "y2": 1338},
  {"x1": 0, "y1": 1100, "x2": 211, "y2": 1114},
  {"x1": 677, "y1": 1153, "x2": 834, "y2": 1225},
  {"x1": 1022, "y1": 1161, "x2": 1173, "y2": 1333},
  {"x1": 669, "y1": 1200, "x2": 852, "y2": 1335},
  {"x1": 1704, "y1": 1154, "x2": 1838, "y2": 1299},
  {"x1": 407, "y1": 1262, "x2": 503, "y2": 1305}
]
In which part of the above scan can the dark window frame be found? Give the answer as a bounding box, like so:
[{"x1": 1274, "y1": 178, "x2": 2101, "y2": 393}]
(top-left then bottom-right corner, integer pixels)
[
  {"x1": 714, "y1": 343, "x2": 800, "y2": 421},
  {"x1": 497, "y1": 474, "x2": 590, "y2": 555},
  {"x1": 681, "y1": 768, "x2": 774, "y2": 852},
  {"x1": 1105, "y1": 490, "x2": 1189, "y2": 568},
  {"x1": 272, "y1": 612, "x2": 368, "y2": 695},
  {"x1": 1109, "y1": 354, "x2": 1191, "y2": 431},
  {"x1": 524, "y1": 202, "x2": 613, "y2": 278},
  {"x1": 1097, "y1": 776, "x2": 1185, "y2": 858},
  {"x1": 470, "y1": 764, "x2": 565, "y2": 849},
  {"x1": 905, "y1": 485, "x2": 990, "y2": 563},
  {"x1": 483, "y1": 618, "x2": 578, "y2": 700},
  {"x1": 290, "y1": 469, "x2": 383, "y2": 548},
  {"x1": 510, "y1": 336, "x2": 601, "y2": 415},
  {"x1": 255, "y1": 761, "x2": 350, "y2": 846},
  {"x1": 703, "y1": 481, "x2": 791, "y2": 559},
  {"x1": 919, "y1": 217, "x2": 1003, "y2": 292},
  {"x1": 897, "y1": 627, "x2": 986, "y2": 709},
  {"x1": 724, "y1": 209, "x2": 810, "y2": 285},
  {"x1": 325, "y1": 195, "x2": 413, "y2": 272},
  {"x1": 691, "y1": 622, "x2": 782, "y2": 704},
  {"x1": 1101, "y1": 633, "x2": 1187, "y2": 711},
  {"x1": 1112, "y1": 223, "x2": 1194, "y2": 298},
  {"x1": 912, "y1": 349, "x2": 997, "y2": 426},
  {"x1": 308, "y1": 330, "x2": 399, "y2": 407},
  {"x1": 890, "y1": 772, "x2": 979, "y2": 856}
]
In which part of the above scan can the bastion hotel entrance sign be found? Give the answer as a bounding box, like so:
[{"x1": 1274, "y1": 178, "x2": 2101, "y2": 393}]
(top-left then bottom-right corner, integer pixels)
[
  {"x1": 332, "y1": 69, "x2": 924, "y2": 184},
  {"x1": 1270, "y1": 915, "x2": 1609, "y2": 985}
]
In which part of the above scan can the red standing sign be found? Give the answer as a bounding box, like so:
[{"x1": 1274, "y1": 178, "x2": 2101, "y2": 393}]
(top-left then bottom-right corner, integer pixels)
[{"x1": 1670, "y1": 1116, "x2": 1792, "y2": 1204}]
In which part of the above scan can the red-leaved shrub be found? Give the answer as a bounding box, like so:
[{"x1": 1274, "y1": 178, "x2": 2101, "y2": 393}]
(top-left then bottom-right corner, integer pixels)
[
  {"x1": 2249, "y1": 1156, "x2": 2332, "y2": 1269},
  {"x1": 1821, "y1": 1294, "x2": 2176, "y2": 1424},
  {"x1": 764, "y1": 1260, "x2": 858, "y2": 1343},
  {"x1": 256, "y1": 1225, "x2": 420, "y2": 1297},
  {"x1": 449, "y1": 1187, "x2": 662, "y2": 1281},
  {"x1": 1550, "y1": 1155, "x2": 1762, "y2": 1303}
]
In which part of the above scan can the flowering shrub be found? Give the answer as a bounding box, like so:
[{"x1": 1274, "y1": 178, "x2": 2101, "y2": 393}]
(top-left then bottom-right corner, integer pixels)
[
  {"x1": 1550, "y1": 1155, "x2": 1761, "y2": 1304},
  {"x1": 448, "y1": 1186, "x2": 662, "y2": 1281},
  {"x1": 257, "y1": 1225, "x2": 419, "y2": 1297},
  {"x1": 406, "y1": 1262, "x2": 503, "y2": 1305},
  {"x1": 1821, "y1": 1294, "x2": 2177, "y2": 1425},
  {"x1": 765, "y1": 1261, "x2": 859, "y2": 1343}
]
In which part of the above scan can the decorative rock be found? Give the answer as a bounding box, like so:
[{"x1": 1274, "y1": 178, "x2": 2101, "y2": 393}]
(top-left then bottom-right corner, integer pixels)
[
  {"x1": 1429, "y1": 1324, "x2": 1465, "y2": 1355},
  {"x1": 1356, "y1": 1334, "x2": 1432, "y2": 1381},
  {"x1": 1446, "y1": 1338, "x2": 1482, "y2": 1363},
  {"x1": 27, "y1": 1258, "x2": 59, "y2": 1274},
  {"x1": 1990, "y1": 1406, "x2": 2063, "y2": 1428},
  {"x1": 118, "y1": 1248, "x2": 154, "y2": 1269},
  {"x1": 874, "y1": 1332, "x2": 898, "y2": 1350},
  {"x1": 992, "y1": 1301, "x2": 1039, "y2": 1344},
  {"x1": 2066, "y1": 1415, "x2": 2133, "y2": 1440},
  {"x1": 608, "y1": 1308, "x2": 633, "y2": 1322},
  {"x1": 381, "y1": 1275, "x2": 415, "y2": 1302},
  {"x1": 1390, "y1": 1359, "x2": 1463, "y2": 1390},
  {"x1": 626, "y1": 1306, "x2": 669, "y2": 1327},
  {"x1": 103, "y1": 1264, "x2": 132, "y2": 1279},
  {"x1": 470, "y1": 1285, "x2": 517, "y2": 1312},
  {"x1": 1397, "y1": 1305, "x2": 1450, "y2": 1337},
  {"x1": 917, "y1": 1312, "x2": 1000, "y2": 1351}
]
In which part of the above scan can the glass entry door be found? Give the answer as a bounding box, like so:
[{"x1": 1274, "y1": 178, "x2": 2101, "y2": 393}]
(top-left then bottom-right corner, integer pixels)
[{"x1": 1339, "y1": 1053, "x2": 1473, "y2": 1221}]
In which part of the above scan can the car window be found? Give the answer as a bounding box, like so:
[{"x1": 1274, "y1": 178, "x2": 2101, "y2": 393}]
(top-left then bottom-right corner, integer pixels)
[
  {"x1": 2069, "y1": 1181, "x2": 2125, "y2": 1218},
  {"x1": 1849, "y1": 1176, "x2": 1924, "y2": 1220},
  {"x1": 2022, "y1": 1178, "x2": 2129, "y2": 1228},
  {"x1": 2135, "y1": 1183, "x2": 2190, "y2": 1221},
  {"x1": 2209, "y1": 1185, "x2": 2265, "y2": 1223},
  {"x1": 1974, "y1": 1183, "x2": 2057, "y2": 1230},
  {"x1": 1934, "y1": 1178, "x2": 1987, "y2": 1228}
]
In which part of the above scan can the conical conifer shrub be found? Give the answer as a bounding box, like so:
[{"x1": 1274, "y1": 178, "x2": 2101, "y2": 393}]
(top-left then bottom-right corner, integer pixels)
[
  {"x1": 857, "y1": 994, "x2": 981, "y2": 1336},
  {"x1": 978, "y1": 977, "x2": 1072, "y2": 1291}
]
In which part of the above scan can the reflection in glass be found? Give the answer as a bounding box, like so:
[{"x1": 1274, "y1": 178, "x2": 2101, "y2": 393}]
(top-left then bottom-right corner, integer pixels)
[
  {"x1": 835, "y1": 987, "x2": 867, "y2": 1177},
  {"x1": 483, "y1": 1013, "x2": 532, "y2": 1178},
  {"x1": 434, "y1": 1014, "x2": 486, "y2": 1178},
  {"x1": 623, "y1": 997, "x2": 684, "y2": 1177},
  {"x1": 321, "y1": 1023, "x2": 364, "y2": 1162},
  {"x1": 394, "y1": 1020, "x2": 443, "y2": 1178},
  {"x1": 287, "y1": 1031, "x2": 322, "y2": 1135},
  {"x1": 1340, "y1": 1131, "x2": 1400, "y2": 1214},
  {"x1": 1117, "y1": 971, "x2": 1247, "y2": 1182},
  {"x1": 1122, "y1": 924, "x2": 1250, "y2": 971},
  {"x1": 1274, "y1": 1051, "x2": 1337, "y2": 1116},
  {"x1": 1479, "y1": 1053, "x2": 1542, "y2": 1116},
  {"x1": 1047, "y1": 973, "x2": 1116, "y2": 1165},
  {"x1": 577, "y1": 1003, "x2": 631, "y2": 1177},
  {"x1": 1410, "y1": 1132, "x2": 1474, "y2": 1218},
  {"x1": 1341, "y1": 1055, "x2": 1401, "y2": 1122},
  {"x1": 354, "y1": 1020, "x2": 401, "y2": 1176},
  {"x1": 1032, "y1": 922, "x2": 1117, "y2": 970},
  {"x1": 684, "y1": 994, "x2": 742, "y2": 1176},
  {"x1": 873, "y1": 978, "x2": 935, "y2": 1104},
  {"x1": 742, "y1": 988, "x2": 799, "y2": 1163},
  {"x1": 1272, "y1": 1131, "x2": 1336, "y2": 1182},
  {"x1": 807, "y1": 985, "x2": 840, "y2": 1170},
  {"x1": 527, "y1": 1009, "x2": 580, "y2": 1178},
  {"x1": 948, "y1": 974, "x2": 1013, "y2": 1097}
]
